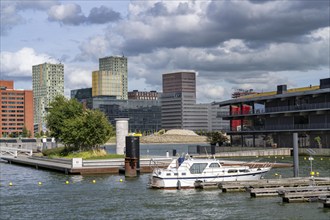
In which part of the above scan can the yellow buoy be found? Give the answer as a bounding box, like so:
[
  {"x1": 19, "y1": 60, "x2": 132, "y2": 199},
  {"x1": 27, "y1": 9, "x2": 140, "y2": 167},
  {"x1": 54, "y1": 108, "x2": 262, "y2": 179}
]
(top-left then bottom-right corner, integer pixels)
[
  {"x1": 310, "y1": 171, "x2": 315, "y2": 176},
  {"x1": 9, "y1": 182, "x2": 13, "y2": 186},
  {"x1": 65, "y1": 181, "x2": 69, "y2": 184},
  {"x1": 304, "y1": 157, "x2": 307, "y2": 160},
  {"x1": 92, "y1": 180, "x2": 96, "y2": 184},
  {"x1": 38, "y1": 182, "x2": 42, "y2": 185},
  {"x1": 275, "y1": 173, "x2": 278, "y2": 176},
  {"x1": 316, "y1": 172, "x2": 320, "y2": 176},
  {"x1": 320, "y1": 158, "x2": 323, "y2": 161},
  {"x1": 119, "y1": 179, "x2": 123, "y2": 182}
]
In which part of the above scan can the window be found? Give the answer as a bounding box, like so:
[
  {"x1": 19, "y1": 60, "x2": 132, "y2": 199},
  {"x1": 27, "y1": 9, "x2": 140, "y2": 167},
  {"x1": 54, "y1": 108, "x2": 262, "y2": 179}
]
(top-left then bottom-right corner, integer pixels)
[
  {"x1": 228, "y1": 169, "x2": 238, "y2": 173},
  {"x1": 190, "y1": 163, "x2": 208, "y2": 174},
  {"x1": 209, "y1": 163, "x2": 220, "y2": 168}
]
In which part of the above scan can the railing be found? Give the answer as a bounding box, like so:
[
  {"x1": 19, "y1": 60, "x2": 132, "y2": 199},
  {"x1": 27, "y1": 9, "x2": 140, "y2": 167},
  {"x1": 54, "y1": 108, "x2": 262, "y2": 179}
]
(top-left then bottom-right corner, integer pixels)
[
  {"x1": 217, "y1": 102, "x2": 330, "y2": 117},
  {"x1": 0, "y1": 146, "x2": 33, "y2": 157},
  {"x1": 82, "y1": 157, "x2": 172, "y2": 167},
  {"x1": 223, "y1": 123, "x2": 330, "y2": 132}
]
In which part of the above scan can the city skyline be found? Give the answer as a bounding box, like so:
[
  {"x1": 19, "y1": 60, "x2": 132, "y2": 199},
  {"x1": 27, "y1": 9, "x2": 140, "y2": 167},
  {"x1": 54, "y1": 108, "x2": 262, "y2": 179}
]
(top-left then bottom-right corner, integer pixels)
[{"x1": 1, "y1": 0, "x2": 329, "y2": 103}]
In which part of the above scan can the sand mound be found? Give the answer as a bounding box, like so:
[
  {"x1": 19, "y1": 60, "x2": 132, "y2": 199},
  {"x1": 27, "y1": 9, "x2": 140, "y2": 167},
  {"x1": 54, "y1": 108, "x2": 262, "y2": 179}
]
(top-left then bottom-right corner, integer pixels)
[{"x1": 164, "y1": 129, "x2": 198, "y2": 136}]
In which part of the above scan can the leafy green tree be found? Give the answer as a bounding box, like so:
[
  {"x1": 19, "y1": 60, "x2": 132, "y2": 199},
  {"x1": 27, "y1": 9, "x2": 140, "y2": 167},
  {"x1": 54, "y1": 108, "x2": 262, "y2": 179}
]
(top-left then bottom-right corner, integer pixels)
[
  {"x1": 46, "y1": 95, "x2": 84, "y2": 141},
  {"x1": 60, "y1": 109, "x2": 113, "y2": 151},
  {"x1": 46, "y1": 95, "x2": 114, "y2": 152},
  {"x1": 22, "y1": 126, "x2": 28, "y2": 137}
]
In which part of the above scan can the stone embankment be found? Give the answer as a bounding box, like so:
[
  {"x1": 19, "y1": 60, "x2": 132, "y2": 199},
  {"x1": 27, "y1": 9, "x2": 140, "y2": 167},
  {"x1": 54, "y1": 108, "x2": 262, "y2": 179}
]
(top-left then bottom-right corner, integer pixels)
[{"x1": 140, "y1": 129, "x2": 207, "y2": 144}]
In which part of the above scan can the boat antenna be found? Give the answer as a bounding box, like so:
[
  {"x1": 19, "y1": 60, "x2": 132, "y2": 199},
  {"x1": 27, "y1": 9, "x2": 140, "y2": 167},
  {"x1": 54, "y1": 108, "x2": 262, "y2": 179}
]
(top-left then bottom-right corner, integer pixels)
[{"x1": 204, "y1": 147, "x2": 210, "y2": 159}]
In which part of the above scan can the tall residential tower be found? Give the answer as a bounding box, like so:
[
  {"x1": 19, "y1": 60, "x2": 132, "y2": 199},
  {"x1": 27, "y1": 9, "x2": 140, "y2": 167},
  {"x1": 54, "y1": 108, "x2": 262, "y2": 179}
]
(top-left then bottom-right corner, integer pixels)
[
  {"x1": 92, "y1": 56, "x2": 128, "y2": 99},
  {"x1": 32, "y1": 62, "x2": 64, "y2": 132}
]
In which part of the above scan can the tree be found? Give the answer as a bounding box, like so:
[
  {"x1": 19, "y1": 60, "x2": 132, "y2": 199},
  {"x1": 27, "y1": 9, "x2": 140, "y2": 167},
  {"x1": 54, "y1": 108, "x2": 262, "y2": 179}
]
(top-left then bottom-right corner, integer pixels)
[
  {"x1": 207, "y1": 131, "x2": 229, "y2": 146},
  {"x1": 22, "y1": 126, "x2": 28, "y2": 138},
  {"x1": 46, "y1": 95, "x2": 84, "y2": 141},
  {"x1": 46, "y1": 95, "x2": 114, "y2": 152}
]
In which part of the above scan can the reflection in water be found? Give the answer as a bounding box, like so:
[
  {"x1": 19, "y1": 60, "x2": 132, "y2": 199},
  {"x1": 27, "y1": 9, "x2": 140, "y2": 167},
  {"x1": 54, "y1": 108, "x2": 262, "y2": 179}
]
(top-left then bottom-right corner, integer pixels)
[{"x1": 0, "y1": 156, "x2": 330, "y2": 220}]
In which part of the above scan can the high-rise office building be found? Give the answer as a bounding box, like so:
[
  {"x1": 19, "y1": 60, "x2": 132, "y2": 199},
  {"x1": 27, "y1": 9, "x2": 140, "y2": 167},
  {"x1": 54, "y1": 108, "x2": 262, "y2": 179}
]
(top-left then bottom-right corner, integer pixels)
[
  {"x1": 161, "y1": 72, "x2": 208, "y2": 131},
  {"x1": 32, "y1": 63, "x2": 64, "y2": 133},
  {"x1": 0, "y1": 80, "x2": 34, "y2": 137},
  {"x1": 92, "y1": 56, "x2": 128, "y2": 99}
]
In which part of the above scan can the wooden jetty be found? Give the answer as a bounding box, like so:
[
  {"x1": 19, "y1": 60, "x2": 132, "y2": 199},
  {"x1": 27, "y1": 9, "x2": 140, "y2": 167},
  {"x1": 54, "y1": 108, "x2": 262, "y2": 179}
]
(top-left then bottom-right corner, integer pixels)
[
  {"x1": 0, "y1": 155, "x2": 171, "y2": 174},
  {"x1": 218, "y1": 177, "x2": 330, "y2": 192}
]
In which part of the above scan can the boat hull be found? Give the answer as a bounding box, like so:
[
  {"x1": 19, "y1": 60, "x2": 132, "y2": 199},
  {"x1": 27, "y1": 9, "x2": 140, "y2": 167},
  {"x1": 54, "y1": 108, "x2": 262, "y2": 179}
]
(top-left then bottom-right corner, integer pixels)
[{"x1": 149, "y1": 169, "x2": 270, "y2": 189}]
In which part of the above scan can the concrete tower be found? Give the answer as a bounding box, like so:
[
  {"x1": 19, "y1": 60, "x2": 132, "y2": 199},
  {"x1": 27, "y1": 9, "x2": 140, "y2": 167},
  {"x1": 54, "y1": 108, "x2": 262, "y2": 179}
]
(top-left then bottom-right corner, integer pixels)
[
  {"x1": 92, "y1": 56, "x2": 128, "y2": 100},
  {"x1": 32, "y1": 62, "x2": 64, "y2": 132}
]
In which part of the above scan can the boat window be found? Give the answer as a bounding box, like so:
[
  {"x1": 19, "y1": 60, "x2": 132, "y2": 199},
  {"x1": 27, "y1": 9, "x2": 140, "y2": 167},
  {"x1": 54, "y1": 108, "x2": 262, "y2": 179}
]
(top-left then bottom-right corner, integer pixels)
[
  {"x1": 181, "y1": 173, "x2": 186, "y2": 176},
  {"x1": 174, "y1": 173, "x2": 178, "y2": 176},
  {"x1": 209, "y1": 163, "x2": 220, "y2": 168},
  {"x1": 228, "y1": 169, "x2": 238, "y2": 173},
  {"x1": 190, "y1": 163, "x2": 208, "y2": 174},
  {"x1": 239, "y1": 169, "x2": 249, "y2": 173},
  {"x1": 166, "y1": 173, "x2": 171, "y2": 176}
]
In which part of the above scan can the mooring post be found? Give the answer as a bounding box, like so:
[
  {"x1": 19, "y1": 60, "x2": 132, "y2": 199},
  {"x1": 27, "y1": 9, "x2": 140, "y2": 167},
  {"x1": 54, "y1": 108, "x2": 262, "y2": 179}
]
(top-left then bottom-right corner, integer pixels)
[
  {"x1": 125, "y1": 136, "x2": 140, "y2": 177},
  {"x1": 293, "y1": 132, "x2": 299, "y2": 177}
]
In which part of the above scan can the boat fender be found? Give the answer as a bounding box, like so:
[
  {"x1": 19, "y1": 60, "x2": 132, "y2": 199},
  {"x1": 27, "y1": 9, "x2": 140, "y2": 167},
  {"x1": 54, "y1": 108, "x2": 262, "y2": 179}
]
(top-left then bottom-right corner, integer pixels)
[{"x1": 177, "y1": 180, "x2": 181, "y2": 190}]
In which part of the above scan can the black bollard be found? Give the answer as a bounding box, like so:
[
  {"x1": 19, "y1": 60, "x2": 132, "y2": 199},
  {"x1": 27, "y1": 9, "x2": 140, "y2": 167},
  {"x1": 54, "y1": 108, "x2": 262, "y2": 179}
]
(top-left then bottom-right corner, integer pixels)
[
  {"x1": 172, "y1": 149, "x2": 177, "y2": 157},
  {"x1": 125, "y1": 136, "x2": 140, "y2": 177}
]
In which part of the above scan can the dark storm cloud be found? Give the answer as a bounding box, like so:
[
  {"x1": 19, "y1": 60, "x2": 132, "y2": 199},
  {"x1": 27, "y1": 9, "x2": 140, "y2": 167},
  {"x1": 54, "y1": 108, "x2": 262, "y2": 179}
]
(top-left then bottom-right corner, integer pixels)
[
  {"x1": 206, "y1": 0, "x2": 329, "y2": 43},
  {"x1": 119, "y1": 0, "x2": 329, "y2": 54},
  {"x1": 87, "y1": 6, "x2": 121, "y2": 24}
]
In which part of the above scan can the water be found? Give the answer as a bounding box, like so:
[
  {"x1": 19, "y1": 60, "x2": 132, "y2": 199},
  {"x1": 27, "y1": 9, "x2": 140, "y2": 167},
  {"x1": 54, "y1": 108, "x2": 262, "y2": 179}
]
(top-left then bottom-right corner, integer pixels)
[{"x1": 1, "y1": 144, "x2": 330, "y2": 220}]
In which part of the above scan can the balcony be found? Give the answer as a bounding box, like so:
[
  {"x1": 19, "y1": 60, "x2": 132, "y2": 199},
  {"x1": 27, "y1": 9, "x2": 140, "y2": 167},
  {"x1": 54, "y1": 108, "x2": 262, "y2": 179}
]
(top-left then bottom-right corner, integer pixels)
[
  {"x1": 223, "y1": 123, "x2": 330, "y2": 133},
  {"x1": 217, "y1": 102, "x2": 330, "y2": 118}
]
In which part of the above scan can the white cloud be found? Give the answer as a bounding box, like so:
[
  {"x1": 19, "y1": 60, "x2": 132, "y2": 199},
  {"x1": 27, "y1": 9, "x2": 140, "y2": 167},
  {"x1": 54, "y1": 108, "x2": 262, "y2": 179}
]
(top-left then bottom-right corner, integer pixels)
[
  {"x1": 64, "y1": 66, "x2": 92, "y2": 97},
  {"x1": 1, "y1": 47, "x2": 57, "y2": 77},
  {"x1": 75, "y1": 35, "x2": 110, "y2": 62},
  {"x1": 48, "y1": 3, "x2": 86, "y2": 25}
]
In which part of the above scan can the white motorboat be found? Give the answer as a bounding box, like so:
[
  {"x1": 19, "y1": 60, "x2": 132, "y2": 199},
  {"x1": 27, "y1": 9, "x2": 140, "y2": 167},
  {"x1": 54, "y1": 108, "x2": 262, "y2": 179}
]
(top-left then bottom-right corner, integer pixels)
[{"x1": 148, "y1": 155, "x2": 271, "y2": 189}]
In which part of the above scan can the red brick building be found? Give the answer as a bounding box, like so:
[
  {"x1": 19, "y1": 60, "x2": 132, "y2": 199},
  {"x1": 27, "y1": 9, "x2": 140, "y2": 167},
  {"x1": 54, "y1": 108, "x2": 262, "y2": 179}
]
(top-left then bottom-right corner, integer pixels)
[{"x1": 0, "y1": 80, "x2": 34, "y2": 137}]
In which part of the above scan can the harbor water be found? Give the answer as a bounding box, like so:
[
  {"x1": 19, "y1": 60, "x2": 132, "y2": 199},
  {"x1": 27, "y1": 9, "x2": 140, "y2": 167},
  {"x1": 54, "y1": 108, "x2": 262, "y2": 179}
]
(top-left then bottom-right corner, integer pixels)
[{"x1": 1, "y1": 144, "x2": 330, "y2": 219}]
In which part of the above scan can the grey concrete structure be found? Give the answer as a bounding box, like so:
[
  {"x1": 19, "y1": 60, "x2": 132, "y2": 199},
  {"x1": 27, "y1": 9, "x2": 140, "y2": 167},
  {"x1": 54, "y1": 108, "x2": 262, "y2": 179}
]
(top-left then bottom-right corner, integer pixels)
[{"x1": 115, "y1": 118, "x2": 129, "y2": 155}]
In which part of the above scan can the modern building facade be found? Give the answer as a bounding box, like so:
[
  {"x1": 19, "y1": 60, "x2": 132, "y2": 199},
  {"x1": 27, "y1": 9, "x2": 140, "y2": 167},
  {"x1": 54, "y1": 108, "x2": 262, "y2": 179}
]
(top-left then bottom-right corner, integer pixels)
[
  {"x1": 161, "y1": 71, "x2": 216, "y2": 131},
  {"x1": 71, "y1": 88, "x2": 93, "y2": 109},
  {"x1": 93, "y1": 96, "x2": 161, "y2": 133},
  {"x1": 92, "y1": 56, "x2": 128, "y2": 99},
  {"x1": 128, "y1": 90, "x2": 159, "y2": 100},
  {"x1": 32, "y1": 63, "x2": 64, "y2": 133},
  {"x1": 215, "y1": 78, "x2": 330, "y2": 148},
  {"x1": 0, "y1": 80, "x2": 34, "y2": 137}
]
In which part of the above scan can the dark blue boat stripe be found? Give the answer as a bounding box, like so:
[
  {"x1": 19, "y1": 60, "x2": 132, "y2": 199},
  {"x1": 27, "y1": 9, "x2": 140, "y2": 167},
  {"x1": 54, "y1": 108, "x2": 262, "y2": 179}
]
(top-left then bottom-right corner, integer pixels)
[{"x1": 153, "y1": 170, "x2": 269, "y2": 180}]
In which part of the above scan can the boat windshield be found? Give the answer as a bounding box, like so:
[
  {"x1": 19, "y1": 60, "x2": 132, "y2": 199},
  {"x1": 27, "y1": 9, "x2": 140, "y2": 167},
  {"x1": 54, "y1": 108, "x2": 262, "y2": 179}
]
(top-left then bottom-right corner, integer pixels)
[{"x1": 189, "y1": 163, "x2": 208, "y2": 174}]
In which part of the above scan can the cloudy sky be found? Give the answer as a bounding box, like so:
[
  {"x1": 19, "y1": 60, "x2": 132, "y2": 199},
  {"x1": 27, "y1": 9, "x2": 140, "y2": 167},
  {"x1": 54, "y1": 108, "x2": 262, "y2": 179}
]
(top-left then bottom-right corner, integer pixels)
[{"x1": 1, "y1": 0, "x2": 329, "y2": 103}]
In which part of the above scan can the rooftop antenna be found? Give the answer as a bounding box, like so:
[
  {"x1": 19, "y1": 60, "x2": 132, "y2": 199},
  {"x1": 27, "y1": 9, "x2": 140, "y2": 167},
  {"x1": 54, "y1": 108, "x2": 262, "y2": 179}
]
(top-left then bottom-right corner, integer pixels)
[{"x1": 122, "y1": 52, "x2": 125, "y2": 57}]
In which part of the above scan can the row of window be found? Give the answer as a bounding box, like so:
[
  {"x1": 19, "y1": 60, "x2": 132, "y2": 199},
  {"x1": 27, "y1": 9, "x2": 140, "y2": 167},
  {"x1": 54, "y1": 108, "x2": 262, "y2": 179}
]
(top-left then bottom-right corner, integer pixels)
[
  {"x1": 2, "y1": 101, "x2": 24, "y2": 104},
  {"x1": 1, "y1": 93, "x2": 24, "y2": 96},
  {"x1": 1, "y1": 97, "x2": 24, "y2": 100},
  {"x1": 2, "y1": 118, "x2": 24, "y2": 121}
]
